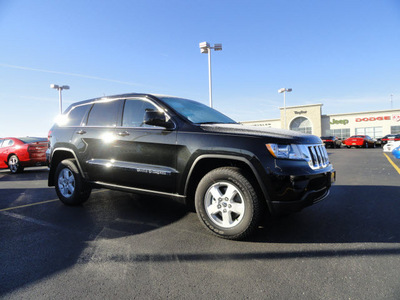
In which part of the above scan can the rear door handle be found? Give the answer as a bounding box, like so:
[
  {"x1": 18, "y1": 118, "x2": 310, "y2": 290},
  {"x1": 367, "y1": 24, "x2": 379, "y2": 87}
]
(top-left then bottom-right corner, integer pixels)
[
  {"x1": 117, "y1": 131, "x2": 130, "y2": 137},
  {"x1": 76, "y1": 130, "x2": 87, "y2": 135}
]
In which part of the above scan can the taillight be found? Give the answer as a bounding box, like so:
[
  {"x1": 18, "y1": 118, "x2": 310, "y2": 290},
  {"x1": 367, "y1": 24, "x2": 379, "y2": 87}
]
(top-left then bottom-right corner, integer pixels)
[
  {"x1": 48, "y1": 130, "x2": 52, "y2": 140},
  {"x1": 28, "y1": 144, "x2": 40, "y2": 152},
  {"x1": 325, "y1": 139, "x2": 333, "y2": 142}
]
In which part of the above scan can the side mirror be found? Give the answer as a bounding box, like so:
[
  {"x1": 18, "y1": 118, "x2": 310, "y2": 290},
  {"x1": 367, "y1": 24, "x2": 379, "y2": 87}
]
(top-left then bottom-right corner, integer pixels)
[{"x1": 144, "y1": 111, "x2": 174, "y2": 129}]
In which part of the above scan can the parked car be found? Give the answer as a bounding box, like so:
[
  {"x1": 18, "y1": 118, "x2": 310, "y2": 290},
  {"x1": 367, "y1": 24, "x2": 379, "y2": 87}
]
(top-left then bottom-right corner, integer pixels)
[
  {"x1": 0, "y1": 137, "x2": 48, "y2": 173},
  {"x1": 381, "y1": 134, "x2": 400, "y2": 145},
  {"x1": 383, "y1": 141, "x2": 400, "y2": 152},
  {"x1": 392, "y1": 146, "x2": 400, "y2": 159},
  {"x1": 375, "y1": 137, "x2": 382, "y2": 147},
  {"x1": 343, "y1": 135, "x2": 375, "y2": 148},
  {"x1": 321, "y1": 136, "x2": 342, "y2": 148},
  {"x1": 47, "y1": 93, "x2": 335, "y2": 240}
]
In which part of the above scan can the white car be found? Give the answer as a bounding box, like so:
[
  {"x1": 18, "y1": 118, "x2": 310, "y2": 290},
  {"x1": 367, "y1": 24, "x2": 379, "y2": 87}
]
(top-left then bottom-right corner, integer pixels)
[{"x1": 383, "y1": 141, "x2": 400, "y2": 152}]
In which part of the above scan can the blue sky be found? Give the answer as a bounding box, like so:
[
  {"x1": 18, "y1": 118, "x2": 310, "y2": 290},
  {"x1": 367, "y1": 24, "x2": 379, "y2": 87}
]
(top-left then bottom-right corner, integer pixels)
[{"x1": 1, "y1": 0, "x2": 399, "y2": 137}]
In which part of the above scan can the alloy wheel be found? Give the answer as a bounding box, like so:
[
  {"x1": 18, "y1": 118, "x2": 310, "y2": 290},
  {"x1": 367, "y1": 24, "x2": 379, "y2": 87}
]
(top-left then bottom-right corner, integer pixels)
[
  {"x1": 9, "y1": 156, "x2": 19, "y2": 173},
  {"x1": 57, "y1": 168, "x2": 76, "y2": 198},
  {"x1": 204, "y1": 181, "x2": 245, "y2": 229}
]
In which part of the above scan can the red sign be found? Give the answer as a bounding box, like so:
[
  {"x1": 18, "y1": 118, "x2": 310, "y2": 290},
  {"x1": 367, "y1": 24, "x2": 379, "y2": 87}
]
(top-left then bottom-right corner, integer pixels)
[
  {"x1": 393, "y1": 115, "x2": 400, "y2": 122},
  {"x1": 355, "y1": 116, "x2": 390, "y2": 122}
]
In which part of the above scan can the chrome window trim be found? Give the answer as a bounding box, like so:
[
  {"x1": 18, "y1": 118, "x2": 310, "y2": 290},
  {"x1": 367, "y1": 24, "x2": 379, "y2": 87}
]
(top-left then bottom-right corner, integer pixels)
[{"x1": 65, "y1": 96, "x2": 176, "y2": 130}]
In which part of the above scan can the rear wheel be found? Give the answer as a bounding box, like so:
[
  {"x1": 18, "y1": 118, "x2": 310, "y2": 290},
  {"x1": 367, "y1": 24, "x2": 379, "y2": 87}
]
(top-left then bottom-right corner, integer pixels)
[
  {"x1": 195, "y1": 167, "x2": 261, "y2": 240},
  {"x1": 8, "y1": 155, "x2": 24, "y2": 174},
  {"x1": 55, "y1": 159, "x2": 91, "y2": 205}
]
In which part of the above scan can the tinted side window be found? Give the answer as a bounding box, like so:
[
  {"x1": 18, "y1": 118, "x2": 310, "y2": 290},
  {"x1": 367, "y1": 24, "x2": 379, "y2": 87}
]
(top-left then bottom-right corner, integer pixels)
[
  {"x1": 87, "y1": 101, "x2": 120, "y2": 127},
  {"x1": 122, "y1": 99, "x2": 158, "y2": 127},
  {"x1": 67, "y1": 105, "x2": 90, "y2": 126}
]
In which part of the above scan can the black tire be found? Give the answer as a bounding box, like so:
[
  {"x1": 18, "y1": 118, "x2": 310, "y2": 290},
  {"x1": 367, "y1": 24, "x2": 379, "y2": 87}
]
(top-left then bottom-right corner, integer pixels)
[
  {"x1": 195, "y1": 167, "x2": 261, "y2": 240},
  {"x1": 8, "y1": 155, "x2": 24, "y2": 174},
  {"x1": 54, "y1": 159, "x2": 91, "y2": 206}
]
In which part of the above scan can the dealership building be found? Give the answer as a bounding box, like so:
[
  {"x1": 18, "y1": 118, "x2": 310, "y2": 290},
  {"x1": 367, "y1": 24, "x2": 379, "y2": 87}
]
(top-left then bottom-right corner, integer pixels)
[{"x1": 242, "y1": 103, "x2": 400, "y2": 139}]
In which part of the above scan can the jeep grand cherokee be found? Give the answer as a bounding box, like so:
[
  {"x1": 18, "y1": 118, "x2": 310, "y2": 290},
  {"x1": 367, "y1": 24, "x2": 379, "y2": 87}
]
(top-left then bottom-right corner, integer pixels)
[{"x1": 48, "y1": 93, "x2": 335, "y2": 240}]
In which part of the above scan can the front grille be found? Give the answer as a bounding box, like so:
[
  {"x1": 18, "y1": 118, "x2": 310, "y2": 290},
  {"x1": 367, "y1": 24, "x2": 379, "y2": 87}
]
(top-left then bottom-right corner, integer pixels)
[{"x1": 298, "y1": 144, "x2": 330, "y2": 170}]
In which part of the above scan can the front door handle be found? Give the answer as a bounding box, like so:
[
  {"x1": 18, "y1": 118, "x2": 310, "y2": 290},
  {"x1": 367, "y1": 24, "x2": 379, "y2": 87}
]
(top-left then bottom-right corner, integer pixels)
[{"x1": 117, "y1": 131, "x2": 130, "y2": 137}]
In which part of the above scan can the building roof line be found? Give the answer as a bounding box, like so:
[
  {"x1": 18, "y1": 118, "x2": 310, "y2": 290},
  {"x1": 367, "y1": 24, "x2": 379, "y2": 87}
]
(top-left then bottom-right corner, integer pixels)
[
  {"x1": 323, "y1": 108, "x2": 400, "y2": 117},
  {"x1": 279, "y1": 103, "x2": 323, "y2": 110}
]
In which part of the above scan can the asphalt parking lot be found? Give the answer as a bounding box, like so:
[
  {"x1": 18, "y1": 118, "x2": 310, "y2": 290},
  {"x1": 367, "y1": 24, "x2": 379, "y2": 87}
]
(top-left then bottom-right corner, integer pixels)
[{"x1": 1, "y1": 148, "x2": 400, "y2": 299}]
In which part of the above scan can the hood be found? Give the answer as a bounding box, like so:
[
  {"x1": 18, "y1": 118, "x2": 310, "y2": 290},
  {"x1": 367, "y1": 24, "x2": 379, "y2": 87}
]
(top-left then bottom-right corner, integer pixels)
[{"x1": 200, "y1": 123, "x2": 322, "y2": 144}]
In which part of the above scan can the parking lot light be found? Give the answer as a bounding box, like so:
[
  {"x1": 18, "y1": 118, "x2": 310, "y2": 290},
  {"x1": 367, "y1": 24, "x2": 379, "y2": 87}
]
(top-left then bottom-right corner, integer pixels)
[
  {"x1": 51, "y1": 84, "x2": 70, "y2": 114},
  {"x1": 278, "y1": 88, "x2": 292, "y2": 129},
  {"x1": 199, "y1": 42, "x2": 222, "y2": 108}
]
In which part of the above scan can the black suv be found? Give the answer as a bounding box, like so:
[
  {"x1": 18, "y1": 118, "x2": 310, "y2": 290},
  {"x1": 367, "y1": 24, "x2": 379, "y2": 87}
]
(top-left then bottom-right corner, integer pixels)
[{"x1": 48, "y1": 93, "x2": 335, "y2": 240}]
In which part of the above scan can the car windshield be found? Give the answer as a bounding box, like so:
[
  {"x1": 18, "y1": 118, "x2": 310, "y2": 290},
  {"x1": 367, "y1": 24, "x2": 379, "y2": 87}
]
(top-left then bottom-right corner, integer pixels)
[
  {"x1": 159, "y1": 96, "x2": 237, "y2": 124},
  {"x1": 351, "y1": 135, "x2": 365, "y2": 138}
]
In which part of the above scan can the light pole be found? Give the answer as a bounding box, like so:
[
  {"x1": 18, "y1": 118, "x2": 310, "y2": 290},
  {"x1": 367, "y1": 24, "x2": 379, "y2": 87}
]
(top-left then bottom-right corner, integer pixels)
[
  {"x1": 278, "y1": 88, "x2": 292, "y2": 129},
  {"x1": 51, "y1": 84, "x2": 70, "y2": 114},
  {"x1": 199, "y1": 42, "x2": 222, "y2": 108},
  {"x1": 390, "y1": 94, "x2": 394, "y2": 109}
]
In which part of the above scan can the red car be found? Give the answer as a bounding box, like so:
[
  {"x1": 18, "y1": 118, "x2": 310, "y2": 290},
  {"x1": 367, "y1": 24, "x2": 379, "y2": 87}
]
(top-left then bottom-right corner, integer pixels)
[
  {"x1": 0, "y1": 137, "x2": 48, "y2": 173},
  {"x1": 343, "y1": 135, "x2": 375, "y2": 148}
]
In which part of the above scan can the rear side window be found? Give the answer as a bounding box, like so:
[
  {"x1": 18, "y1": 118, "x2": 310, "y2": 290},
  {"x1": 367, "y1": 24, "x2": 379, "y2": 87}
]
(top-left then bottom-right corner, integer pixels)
[
  {"x1": 87, "y1": 101, "x2": 121, "y2": 127},
  {"x1": 2, "y1": 139, "x2": 14, "y2": 147},
  {"x1": 122, "y1": 99, "x2": 158, "y2": 127},
  {"x1": 67, "y1": 105, "x2": 90, "y2": 126}
]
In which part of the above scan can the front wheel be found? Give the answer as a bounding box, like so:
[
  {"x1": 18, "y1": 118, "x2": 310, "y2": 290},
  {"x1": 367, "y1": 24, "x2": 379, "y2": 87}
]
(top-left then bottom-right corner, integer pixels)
[
  {"x1": 55, "y1": 159, "x2": 92, "y2": 206},
  {"x1": 195, "y1": 167, "x2": 261, "y2": 240},
  {"x1": 8, "y1": 155, "x2": 24, "y2": 174}
]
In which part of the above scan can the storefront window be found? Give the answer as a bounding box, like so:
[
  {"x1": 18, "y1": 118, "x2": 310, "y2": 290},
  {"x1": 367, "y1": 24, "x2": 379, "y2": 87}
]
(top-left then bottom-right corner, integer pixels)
[
  {"x1": 391, "y1": 126, "x2": 400, "y2": 134},
  {"x1": 355, "y1": 127, "x2": 382, "y2": 139},
  {"x1": 290, "y1": 117, "x2": 312, "y2": 134},
  {"x1": 326, "y1": 128, "x2": 350, "y2": 139}
]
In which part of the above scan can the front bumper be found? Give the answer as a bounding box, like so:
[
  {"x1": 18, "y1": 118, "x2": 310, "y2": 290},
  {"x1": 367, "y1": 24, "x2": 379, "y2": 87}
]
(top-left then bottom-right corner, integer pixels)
[{"x1": 269, "y1": 170, "x2": 336, "y2": 215}]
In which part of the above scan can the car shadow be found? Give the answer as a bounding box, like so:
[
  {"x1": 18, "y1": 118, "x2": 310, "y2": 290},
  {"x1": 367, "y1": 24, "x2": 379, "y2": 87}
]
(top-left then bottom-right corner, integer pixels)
[
  {"x1": 0, "y1": 167, "x2": 48, "y2": 181},
  {"x1": 0, "y1": 187, "x2": 188, "y2": 295}
]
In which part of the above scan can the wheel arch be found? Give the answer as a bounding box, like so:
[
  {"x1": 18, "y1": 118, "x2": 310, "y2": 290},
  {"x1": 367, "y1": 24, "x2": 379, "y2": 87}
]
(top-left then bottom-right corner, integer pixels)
[
  {"x1": 6, "y1": 153, "x2": 17, "y2": 165},
  {"x1": 48, "y1": 148, "x2": 84, "y2": 186},
  {"x1": 184, "y1": 154, "x2": 272, "y2": 212}
]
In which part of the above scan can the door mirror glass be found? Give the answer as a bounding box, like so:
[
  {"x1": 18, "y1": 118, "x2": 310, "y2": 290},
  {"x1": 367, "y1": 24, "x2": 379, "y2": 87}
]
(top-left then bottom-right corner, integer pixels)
[{"x1": 144, "y1": 111, "x2": 174, "y2": 129}]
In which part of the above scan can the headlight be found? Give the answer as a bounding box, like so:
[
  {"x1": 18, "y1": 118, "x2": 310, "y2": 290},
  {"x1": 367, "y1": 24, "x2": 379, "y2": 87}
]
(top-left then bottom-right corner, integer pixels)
[
  {"x1": 266, "y1": 144, "x2": 303, "y2": 160},
  {"x1": 267, "y1": 143, "x2": 330, "y2": 170}
]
